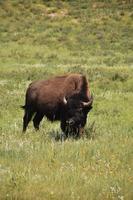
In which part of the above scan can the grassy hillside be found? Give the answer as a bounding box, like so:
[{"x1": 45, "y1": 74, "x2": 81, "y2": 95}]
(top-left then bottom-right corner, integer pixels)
[
  {"x1": 0, "y1": 0, "x2": 133, "y2": 67},
  {"x1": 0, "y1": 1, "x2": 133, "y2": 200}
]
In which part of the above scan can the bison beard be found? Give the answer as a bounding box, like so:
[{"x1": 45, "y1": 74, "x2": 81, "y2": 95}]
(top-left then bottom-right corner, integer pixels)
[{"x1": 21, "y1": 74, "x2": 93, "y2": 138}]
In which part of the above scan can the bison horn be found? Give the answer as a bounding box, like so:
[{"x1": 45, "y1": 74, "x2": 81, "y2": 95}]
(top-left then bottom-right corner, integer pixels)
[
  {"x1": 82, "y1": 95, "x2": 93, "y2": 107},
  {"x1": 63, "y1": 97, "x2": 67, "y2": 105}
]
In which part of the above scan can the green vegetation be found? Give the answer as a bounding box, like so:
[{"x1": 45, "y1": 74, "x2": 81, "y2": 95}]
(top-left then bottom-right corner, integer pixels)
[
  {"x1": 0, "y1": 0, "x2": 133, "y2": 66},
  {"x1": 0, "y1": 1, "x2": 133, "y2": 199}
]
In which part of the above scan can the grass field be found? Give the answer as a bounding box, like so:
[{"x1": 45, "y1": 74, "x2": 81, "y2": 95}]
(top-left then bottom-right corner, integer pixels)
[{"x1": 0, "y1": 1, "x2": 133, "y2": 199}]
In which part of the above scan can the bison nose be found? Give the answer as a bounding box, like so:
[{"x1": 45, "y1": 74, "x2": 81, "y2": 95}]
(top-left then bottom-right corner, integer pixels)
[{"x1": 66, "y1": 119, "x2": 74, "y2": 126}]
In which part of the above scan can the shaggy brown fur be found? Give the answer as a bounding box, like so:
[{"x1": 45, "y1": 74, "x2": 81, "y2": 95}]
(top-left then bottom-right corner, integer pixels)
[{"x1": 22, "y1": 73, "x2": 93, "y2": 137}]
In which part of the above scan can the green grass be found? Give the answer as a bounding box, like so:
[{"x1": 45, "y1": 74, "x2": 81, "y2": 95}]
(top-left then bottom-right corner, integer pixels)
[
  {"x1": 0, "y1": 0, "x2": 133, "y2": 67},
  {"x1": 0, "y1": 1, "x2": 133, "y2": 199},
  {"x1": 0, "y1": 65, "x2": 133, "y2": 200}
]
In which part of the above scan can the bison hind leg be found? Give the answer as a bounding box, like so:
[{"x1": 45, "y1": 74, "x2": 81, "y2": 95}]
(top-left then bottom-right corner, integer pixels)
[
  {"x1": 33, "y1": 112, "x2": 44, "y2": 130},
  {"x1": 23, "y1": 108, "x2": 34, "y2": 132}
]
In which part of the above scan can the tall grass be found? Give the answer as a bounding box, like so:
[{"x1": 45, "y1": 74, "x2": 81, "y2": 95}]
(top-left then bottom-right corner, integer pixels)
[{"x1": 0, "y1": 64, "x2": 133, "y2": 199}]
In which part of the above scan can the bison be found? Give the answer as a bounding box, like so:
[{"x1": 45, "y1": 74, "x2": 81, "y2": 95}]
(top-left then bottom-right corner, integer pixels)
[{"x1": 22, "y1": 73, "x2": 93, "y2": 138}]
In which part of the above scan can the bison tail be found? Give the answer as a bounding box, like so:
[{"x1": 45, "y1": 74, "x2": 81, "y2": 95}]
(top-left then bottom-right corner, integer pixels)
[
  {"x1": 20, "y1": 105, "x2": 31, "y2": 110},
  {"x1": 20, "y1": 105, "x2": 26, "y2": 109}
]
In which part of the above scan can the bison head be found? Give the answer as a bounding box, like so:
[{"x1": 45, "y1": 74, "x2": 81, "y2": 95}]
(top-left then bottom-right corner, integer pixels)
[{"x1": 61, "y1": 94, "x2": 93, "y2": 138}]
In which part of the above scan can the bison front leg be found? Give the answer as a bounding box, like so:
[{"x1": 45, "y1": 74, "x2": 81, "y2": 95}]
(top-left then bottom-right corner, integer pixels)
[{"x1": 60, "y1": 121, "x2": 69, "y2": 139}]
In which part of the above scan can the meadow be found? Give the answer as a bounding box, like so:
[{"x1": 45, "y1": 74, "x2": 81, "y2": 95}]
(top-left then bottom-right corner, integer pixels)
[{"x1": 0, "y1": 1, "x2": 133, "y2": 199}]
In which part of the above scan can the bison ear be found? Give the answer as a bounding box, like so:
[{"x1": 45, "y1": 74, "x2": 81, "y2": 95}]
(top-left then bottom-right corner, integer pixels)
[{"x1": 63, "y1": 96, "x2": 67, "y2": 105}]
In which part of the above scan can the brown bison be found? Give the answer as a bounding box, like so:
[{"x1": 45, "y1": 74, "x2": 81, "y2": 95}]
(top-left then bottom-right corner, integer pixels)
[{"x1": 22, "y1": 73, "x2": 93, "y2": 138}]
